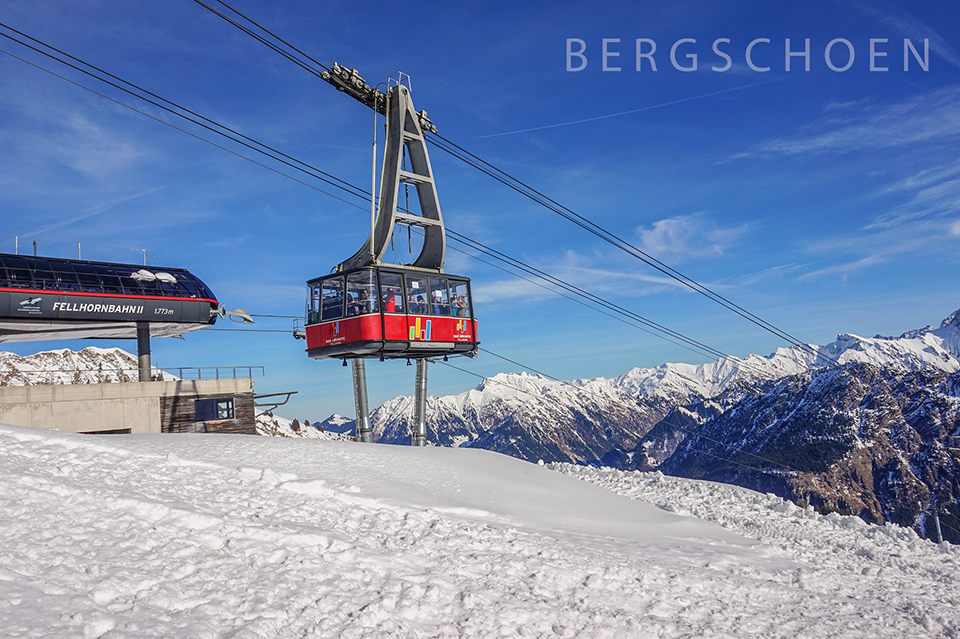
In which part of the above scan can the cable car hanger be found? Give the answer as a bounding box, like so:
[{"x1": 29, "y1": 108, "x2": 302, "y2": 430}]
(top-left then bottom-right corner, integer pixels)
[{"x1": 322, "y1": 64, "x2": 444, "y2": 274}]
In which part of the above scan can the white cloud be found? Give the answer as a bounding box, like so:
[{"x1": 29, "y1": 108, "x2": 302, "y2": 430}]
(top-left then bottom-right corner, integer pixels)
[
  {"x1": 634, "y1": 214, "x2": 750, "y2": 263},
  {"x1": 796, "y1": 256, "x2": 885, "y2": 282},
  {"x1": 867, "y1": 161, "x2": 960, "y2": 229},
  {"x1": 57, "y1": 113, "x2": 147, "y2": 181},
  {"x1": 730, "y1": 85, "x2": 960, "y2": 160},
  {"x1": 469, "y1": 246, "x2": 689, "y2": 306},
  {"x1": 798, "y1": 216, "x2": 960, "y2": 282}
]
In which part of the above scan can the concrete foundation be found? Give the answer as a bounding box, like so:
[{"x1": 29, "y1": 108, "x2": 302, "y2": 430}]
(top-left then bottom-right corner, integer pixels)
[{"x1": 0, "y1": 379, "x2": 255, "y2": 435}]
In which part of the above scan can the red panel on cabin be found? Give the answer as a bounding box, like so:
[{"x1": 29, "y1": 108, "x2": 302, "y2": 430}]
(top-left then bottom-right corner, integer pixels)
[
  {"x1": 305, "y1": 314, "x2": 382, "y2": 350},
  {"x1": 306, "y1": 314, "x2": 478, "y2": 351}
]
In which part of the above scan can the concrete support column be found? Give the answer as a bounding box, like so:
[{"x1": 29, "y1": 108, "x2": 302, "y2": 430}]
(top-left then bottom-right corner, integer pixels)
[
  {"x1": 351, "y1": 359, "x2": 373, "y2": 443},
  {"x1": 136, "y1": 322, "x2": 151, "y2": 382},
  {"x1": 412, "y1": 358, "x2": 428, "y2": 447}
]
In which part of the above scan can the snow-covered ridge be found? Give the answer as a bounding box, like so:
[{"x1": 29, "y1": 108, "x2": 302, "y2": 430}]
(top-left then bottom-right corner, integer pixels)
[
  {"x1": 0, "y1": 347, "x2": 177, "y2": 385},
  {"x1": 255, "y1": 412, "x2": 353, "y2": 441},
  {"x1": 613, "y1": 307, "x2": 960, "y2": 403},
  {"x1": 374, "y1": 307, "x2": 960, "y2": 434}
]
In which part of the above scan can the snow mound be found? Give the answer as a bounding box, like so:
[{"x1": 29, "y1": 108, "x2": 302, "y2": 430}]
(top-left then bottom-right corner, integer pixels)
[{"x1": 0, "y1": 424, "x2": 957, "y2": 637}]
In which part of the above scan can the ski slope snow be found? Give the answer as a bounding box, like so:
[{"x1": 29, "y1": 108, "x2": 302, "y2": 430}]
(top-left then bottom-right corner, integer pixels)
[{"x1": 0, "y1": 424, "x2": 957, "y2": 638}]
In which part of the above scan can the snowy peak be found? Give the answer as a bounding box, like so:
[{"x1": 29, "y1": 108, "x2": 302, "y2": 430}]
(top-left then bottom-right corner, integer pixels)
[
  {"x1": 318, "y1": 414, "x2": 355, "y2": 435},
  {"x1": 940, "y1": 307, "x2": 960, "y2": 330},
  {"x1": 0, "y1": 347, "x2": 153, "y2": 385},
  {"x1": 613, "y1": 309, "x2": 960, "y2": 405}
]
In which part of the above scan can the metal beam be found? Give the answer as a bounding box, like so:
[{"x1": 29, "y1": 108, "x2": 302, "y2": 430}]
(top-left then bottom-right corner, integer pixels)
[
  {"x1": 352, "y1": 359, "x2": 373, "y2": 442},
  {"x1": 412, "y1": 358, "x2": 428, "y2": 446},
  {"x1": 336, "y1": 80, "x2": 446, "y2": 273}
]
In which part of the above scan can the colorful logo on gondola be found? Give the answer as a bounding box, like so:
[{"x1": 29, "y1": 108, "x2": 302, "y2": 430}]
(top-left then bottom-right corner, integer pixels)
[
  {"x1": 410, "y1": 318, "x2": 432, "y2": 341},
  {"x1": 334, "y1": 321, "x2": 340, "y2": 335}
]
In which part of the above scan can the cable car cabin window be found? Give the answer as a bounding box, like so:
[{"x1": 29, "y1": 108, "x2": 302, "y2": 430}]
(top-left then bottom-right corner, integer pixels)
[
  {"x1": 428, "y1": 278, "x2": 450, "y2": 316},
  {"x1": 1, "y1": 256, "x2": 30, "y2": 287},
  {"x1": 158, "y1": 276, "x2": 179, "y2": 298},
  {"x1": 346, "y1": 270, "x2": 377, "y2": 316},
  {"x1": 118, "y1": 271, "x2": 143, "y2": 296},
  {"x1": 379, "y1": 272, "x2": 404, "y2": 313},
  {"x1": 71, "y1": 264, "x2": 102, "y2": 292},
  {"x1": 33, "y1": 270, "x2": 58, "y2": 290},
  {"x1": 189, "y1": 276, "x2": 216, "y2": 301},
  {"x1": 178, "y1": 279, "x2": 201, "y2": 298},
  {"x1": 321, "y1": 276, "x2": 344, "y2": 321},
  {"x1": 306, "y1": 283, "x2": 321, "y2": 324},
  {"x1": 7, "y1": 268, "x2": 32, "y2": 288},
  {"x1": 98, "y1": 266, "x2": 124, "y2": 295},
  {"x1": 406, "y1": 275, "x2": 427, "y2": 314},
  {"x1": 22, "y1": 258, "x2": 56, "y2": 290},
  {"x1": 57, "y1": 267, "x2": 81, "y2": 292},
  {"x1": 135, "y1": 274, "x2": 163, "y2": 297},
  {"x1": 449, "y1": 280, "x2": 470, "y2": 317}
]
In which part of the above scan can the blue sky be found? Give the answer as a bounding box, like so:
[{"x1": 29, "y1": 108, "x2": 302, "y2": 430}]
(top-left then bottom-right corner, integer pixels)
[{"x1": 1, "y1": 0, "x2": 959, "y2": 421}]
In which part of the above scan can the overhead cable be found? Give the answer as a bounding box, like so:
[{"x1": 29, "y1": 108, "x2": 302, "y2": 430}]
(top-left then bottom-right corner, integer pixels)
[{"x1": 0, "y1": 25, "x2": 802, "y2": 376}]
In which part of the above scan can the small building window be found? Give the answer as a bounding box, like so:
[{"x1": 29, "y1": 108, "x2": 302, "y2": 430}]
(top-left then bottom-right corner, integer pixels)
[{"x1": 195, "y1": 398, "x2": 235, "y2": 422}]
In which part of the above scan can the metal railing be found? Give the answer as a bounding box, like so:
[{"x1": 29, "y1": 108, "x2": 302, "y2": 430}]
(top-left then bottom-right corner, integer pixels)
[
  {"x1": 0, "y1": 365, "x2": 264, "y2": 385},
  {"x1": 162, "y1": 366, "x2": 265, "y2": 381}
]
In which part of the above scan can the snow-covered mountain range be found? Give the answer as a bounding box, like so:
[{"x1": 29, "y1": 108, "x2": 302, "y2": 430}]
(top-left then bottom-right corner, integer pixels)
[
  {"x1": 3, "y1": 309, "x2": 958, "y2": 540},
  {"x1": 0, "y1": 347, "x2": 157, "y2": 385},
  {"x1": 372, "y1": 308, "x2": 960, "y2": 541}
]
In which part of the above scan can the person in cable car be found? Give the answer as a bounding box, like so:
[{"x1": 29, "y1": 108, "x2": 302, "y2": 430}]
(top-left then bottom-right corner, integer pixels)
[
  {"x1": 454, "y1": 295, "x2": 467, "y2": 317},
  {"x1": 384, "y1": 288, "x2": 396, "y2": 313},
  {"x1": 359, "y1": 289, "x2": 374, "y2": 314}
]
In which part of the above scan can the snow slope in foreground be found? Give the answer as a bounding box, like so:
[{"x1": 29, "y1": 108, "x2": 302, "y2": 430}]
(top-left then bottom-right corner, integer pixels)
[{"x1": 0, "y1": 425, "x2": 957, "y2": 638}]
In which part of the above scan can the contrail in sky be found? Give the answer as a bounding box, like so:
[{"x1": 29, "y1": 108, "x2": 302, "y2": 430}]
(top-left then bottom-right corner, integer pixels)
[{"x1": 476, "y1": 78, "x2": 787, "y2": 139}]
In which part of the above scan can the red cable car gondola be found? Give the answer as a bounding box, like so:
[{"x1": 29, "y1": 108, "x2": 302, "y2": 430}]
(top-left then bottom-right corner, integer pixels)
[
  {"x1": 302, "y1": 66, "x2": 478, "y2": 444},
  {"x1": 305, "y1": 265, "x2": 477, "y2": 361}
]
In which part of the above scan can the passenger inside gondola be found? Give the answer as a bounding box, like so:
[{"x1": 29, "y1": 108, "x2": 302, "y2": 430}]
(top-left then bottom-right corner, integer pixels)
[
  {"x1": 379, "y1": 273, "x2": 403, "y2": 314},
  {"x1": 382, "y1": 287, "x2": 402, "y2": 313},
  {"x1": 454, "y1": 295, "x2": 467, "y2": 317},
  {"x1": 359, "y1": 290, "x2": 374, "y2": 314}
]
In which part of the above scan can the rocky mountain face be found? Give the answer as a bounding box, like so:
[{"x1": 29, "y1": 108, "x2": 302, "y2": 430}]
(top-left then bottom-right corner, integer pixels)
[
  {"x1": 372, "y1": 309, "x2": 960, "y2": 542},
  {"x1": 650, "y1": 363, "x2": 960, "y2": 538},
  {"x1": 374, "y1": 372, "x2": 671, "y2": 465}
]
